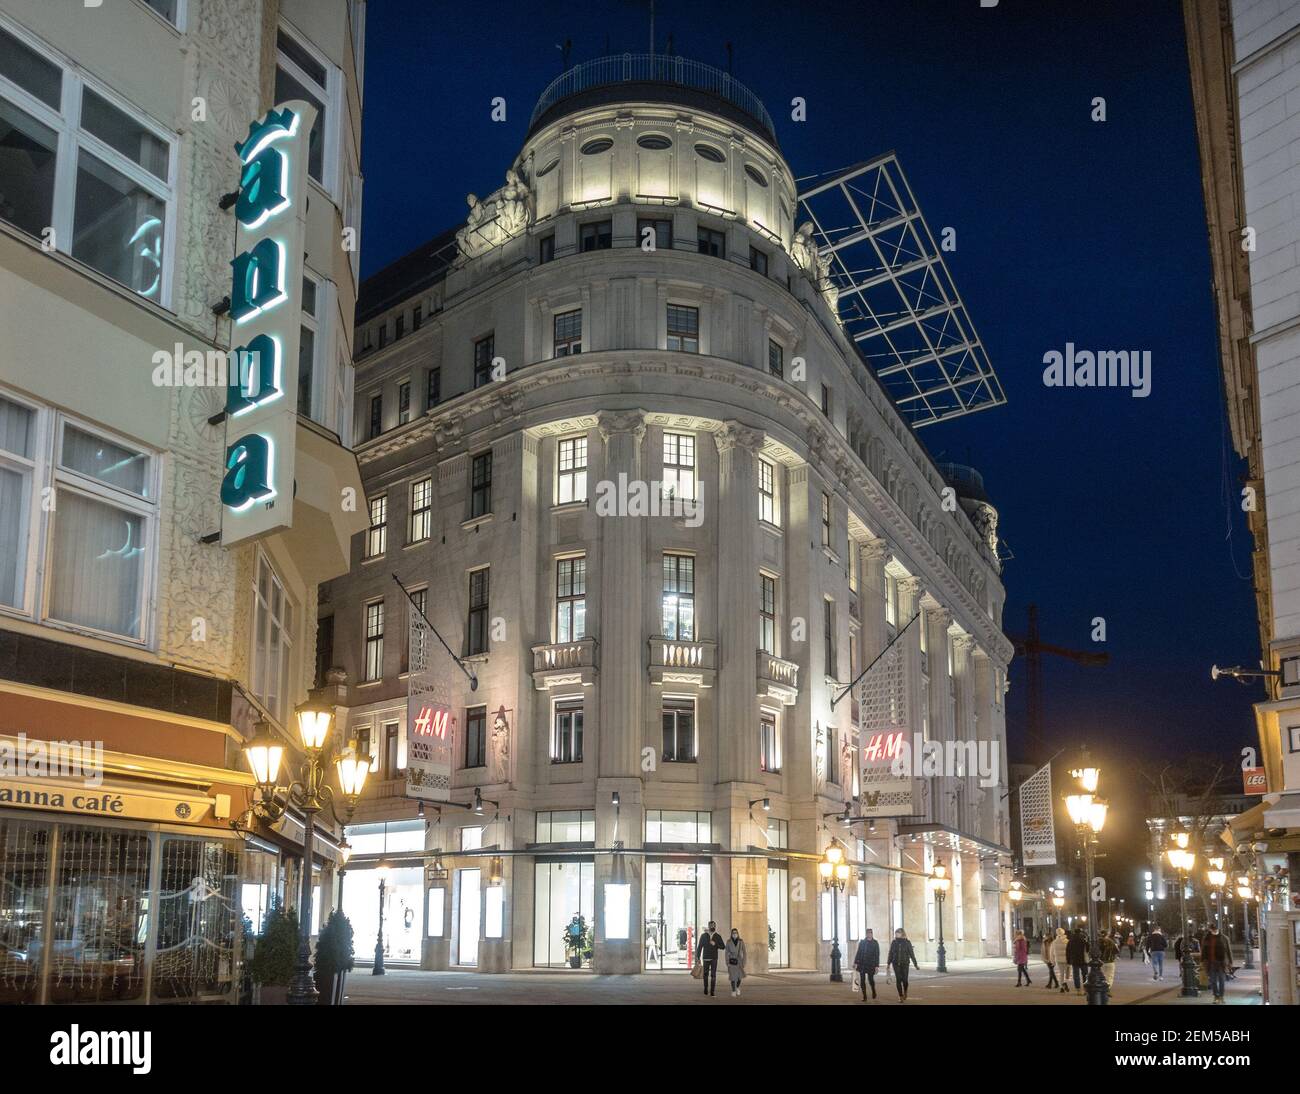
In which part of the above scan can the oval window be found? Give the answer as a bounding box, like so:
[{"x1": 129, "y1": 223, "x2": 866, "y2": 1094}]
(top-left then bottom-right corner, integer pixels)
[
  {"x1": 744, "y1": 164, "x2": 769, "y2": 187},
  {"x1": 694, "y1": 143, "x2": 725, "y2": 163},
  {"x1": 535, "y1": 158, "x2": 559, "y2": 177},
  {"x1": 637, "y1": 134, "x2": 672, "y2": 150},
  {"x1": 580, "y1": 137, "x2": 613, "y2": 155}
]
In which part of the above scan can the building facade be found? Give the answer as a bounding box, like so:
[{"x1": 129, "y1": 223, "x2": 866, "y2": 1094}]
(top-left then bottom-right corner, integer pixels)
[
  {"x1": 0, "y1": 0, "x2": 366, "y2": 1003},
  {"x1": 324, "y1": 56, "x2": 1014, "y2": 974},
  {"x1": 1185, "y1": 0, "x2": 1300, "y2": 1003}
]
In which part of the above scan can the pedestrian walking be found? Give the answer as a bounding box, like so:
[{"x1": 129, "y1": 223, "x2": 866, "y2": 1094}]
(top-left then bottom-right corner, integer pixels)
[
  {"x1": 1066, "y1": 927, "x2": 1089, "y2": 994},
  {"x1": 1200, "y1": 924, "x2": 1233, "y2": 1004},
  {"x1": 1126, "y1": 930, "x2": 1137, "y2": 959},
  {"x1": 1147, "y1": 925, "x2": 1166, "y2": 980},
  {"x1": 724, "y1": 928, "x2": 747, "y2": 997},
  {"x1": 853, "y1": 929, "x2": 881, "y2": 1001},
  {"x1": 1013, "y1": 930, "x2": 1032, "y2": 986},
  {"x1": 1051, "y1": 927, "x2": 1070, "y2": 993},
  {"x1": 887, "y1": 928, "x2": 919, "y2": 1002},
  {"x1": 696, "y1": 921, "x2": 726, "y2": 997},
  {"x1": 1042, "y1": 931, "x2": 1060, "y2": 989},
  {"x1": 1098, "y1": 930, "x2": 1118, "y2": 989}
]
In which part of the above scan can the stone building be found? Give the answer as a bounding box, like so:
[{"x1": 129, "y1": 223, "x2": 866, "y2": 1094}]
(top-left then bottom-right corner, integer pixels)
[
  {"x1": 324, "y1": 55, "x2": 1013, "y2": 973},
  {"x1": 0, "y1": 0, "x2": 366, "y2": 1002}
]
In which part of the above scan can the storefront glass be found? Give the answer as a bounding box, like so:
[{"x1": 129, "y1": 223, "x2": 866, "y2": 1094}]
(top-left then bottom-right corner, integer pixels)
[
  {"x1": 645, "y1": 860, "x2": 710, "y2": 970},
  {"x1": 0, "y1": 816, "x2": 240, "y2": 1004},
  {"x1": 767, "y1": 864, "x2": 789, "y2": 968},
  {"x1": 533, "y1": 860, "x2": 594, "y2": 968},
  {"x1": 342, "y1": 864, "x2": 424, "y2": 965},
  {"x1": 457, "y1": 867, "x2": 480, "y2": 965}
]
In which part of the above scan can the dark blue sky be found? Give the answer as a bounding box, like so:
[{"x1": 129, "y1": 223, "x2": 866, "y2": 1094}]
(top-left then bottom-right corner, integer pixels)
[{"x1": 358, "y1": 0, "x2": 1260, "y2": 861}]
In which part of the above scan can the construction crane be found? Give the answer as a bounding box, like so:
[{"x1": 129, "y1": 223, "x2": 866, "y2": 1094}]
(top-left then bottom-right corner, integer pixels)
[{"x1": 1006, "y1": 604, "x2": 1109, "y2": 760}]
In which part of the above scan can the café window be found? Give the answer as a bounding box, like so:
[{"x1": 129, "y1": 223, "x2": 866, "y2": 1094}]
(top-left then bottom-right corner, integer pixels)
[
  {"x1": 645, "y1": 810, "x2": 711, "y2": 844},
  {"x1": 662, "y1": 698, "x2": 696, "y2": 763},
  {"x1": 552, "y1": 701, "x2": 583, "y2": 764},
  {"x1": 555, "y1": 555, "x2": 587, "y2": 642}
]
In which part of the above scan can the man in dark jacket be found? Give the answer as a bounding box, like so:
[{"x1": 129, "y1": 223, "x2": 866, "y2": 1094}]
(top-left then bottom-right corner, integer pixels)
[
  {"x1": 1065, "y1": 928, "x2": 1089, "y2": 993},
  {"x1": 1146, "y1": 926, "x2": 1167, "y2": 981},
  {"x1": 853, "y1": 929, "x2": 881, "y2": 1001},
  {"x1": 1200, "y1": 925, "x2": 1234, "y2": 1003},
  {"x1": 696, "y1": 921, "x2": 726, "y2": 997},
  {"x1": 887, "y1": 929, "x2": 920, "y2": 1001}
]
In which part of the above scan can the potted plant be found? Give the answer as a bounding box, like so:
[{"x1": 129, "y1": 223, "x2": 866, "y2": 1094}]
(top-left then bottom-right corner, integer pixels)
[
  {"x1": 250, "y1": 901, "x2": 299, "y2": 1004},
  {"x1": 560, "y1": 914, "x2": 589, "y2": 969},
  {"x1": 314, "y1": 909, "x2": 355, "y2": 1005}
]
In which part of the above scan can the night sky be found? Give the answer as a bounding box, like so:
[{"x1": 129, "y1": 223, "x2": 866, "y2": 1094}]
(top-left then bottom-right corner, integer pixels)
[{"x1": 357, "y1": 0, "x2": 1259, "y2": 895}]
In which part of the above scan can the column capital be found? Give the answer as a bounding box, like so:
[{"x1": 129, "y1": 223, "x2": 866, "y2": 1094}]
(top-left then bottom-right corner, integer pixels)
[
  {"x1": 861, "y1": 537, "x2": 890, "y2": 563},
  {"x1": 712, "y1": 420, "x2": 766, "y2": 455},
  {"x1": 954, "y1": 634, "x2": 978, "y2": 653},
  {"x1": 898, "y1": 576, "x2": 925, "y2": 598},
  {"x1": 597, "y1": 408, "x2": 647, "y2": 443}
]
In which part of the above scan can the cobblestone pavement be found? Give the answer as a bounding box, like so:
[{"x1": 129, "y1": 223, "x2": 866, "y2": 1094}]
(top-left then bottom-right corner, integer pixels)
[{"x1": 342, "y1": 953, "x2": 1263, "y2": 1005}]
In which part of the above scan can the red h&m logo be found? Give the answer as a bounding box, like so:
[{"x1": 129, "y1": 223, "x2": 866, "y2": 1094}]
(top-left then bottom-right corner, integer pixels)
[
  {"x1": 413, "y1": 705, "x2": 450, "y2": 739},
  {"x1": 862, "y1": 731, "x2": 905, "y2": 763}
]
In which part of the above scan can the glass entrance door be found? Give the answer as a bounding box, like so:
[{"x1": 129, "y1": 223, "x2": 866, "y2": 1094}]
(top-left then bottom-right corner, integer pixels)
[
  {"x1": 456, "y1": 868, "x2": 480, "y2": 966},
  {"x1": 644, "y1": 861, "x2": 710, "y2": 970}
]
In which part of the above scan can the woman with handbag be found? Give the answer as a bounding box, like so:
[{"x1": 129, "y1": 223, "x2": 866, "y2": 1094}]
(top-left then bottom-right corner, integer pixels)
[{"x1": 724, "y1": 928, "x2": 747, "y2": 996}]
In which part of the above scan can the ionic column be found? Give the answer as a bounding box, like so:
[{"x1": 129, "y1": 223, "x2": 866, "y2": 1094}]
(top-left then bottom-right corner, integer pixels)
[
  {"x1": 952, "y1": 634, "x2": 978, "y2": 835},
  {"x1": 714, "y1": 422, "x2": 765, "y2": 784},
  {"x1": 596, "y1": 410, "x2": 646, "y2": 780},
  {"x1": 897, "y1": 576, "x2": 926, "y2": 819}
]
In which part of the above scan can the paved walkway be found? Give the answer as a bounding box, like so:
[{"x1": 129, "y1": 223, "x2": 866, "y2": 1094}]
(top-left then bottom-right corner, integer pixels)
[{"x1": 342, "y1": 953, "x2": 1264, "y2": 1005}]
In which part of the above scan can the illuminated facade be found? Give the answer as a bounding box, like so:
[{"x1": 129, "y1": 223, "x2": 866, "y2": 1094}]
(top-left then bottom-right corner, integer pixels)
[
  {"x1": 325, "y1": 55, "x2": 1013, "y2": 973},
  {"x1": 0, "y1": 0, "x2": 367, "y2": 1002}
]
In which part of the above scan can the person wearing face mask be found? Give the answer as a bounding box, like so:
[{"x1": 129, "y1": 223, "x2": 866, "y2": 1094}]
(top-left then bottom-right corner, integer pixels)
[{"x1": 724, "y1": 928, "x2": 747, "y2": 997}]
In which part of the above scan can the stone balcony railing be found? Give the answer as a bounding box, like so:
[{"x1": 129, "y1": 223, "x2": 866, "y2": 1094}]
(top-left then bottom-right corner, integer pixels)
[
  {"x1": 531, "y1": 637, "x2": 598, "y2": 690},
  {"x1": 648, "y1": 636, "x2": 717, "y2": 687},
  {"x1": 756, "y1": 650, "x2": 799, "y2": 705}
]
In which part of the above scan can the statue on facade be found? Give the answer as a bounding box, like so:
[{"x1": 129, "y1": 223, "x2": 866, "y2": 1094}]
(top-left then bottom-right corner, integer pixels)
[
  {"x1": 789, "y1": 221, "x2": 819, "y2": 273},
  {"x1": 491, "y1": 706, "x2": 511, "y2": 782},
  {"x1": 455, "y1": 168, "x2": 533, "y2": 259}
]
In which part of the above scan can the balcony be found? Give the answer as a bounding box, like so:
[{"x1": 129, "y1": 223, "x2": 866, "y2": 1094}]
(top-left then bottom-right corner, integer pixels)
[
  {"x1": 756, "y1": 650, "x2": 799, "y2": 706},
  {"x1": 649, "y1": 637, "x2": 717, "y2": 688},
  {"x1": 531, "y1": 637, "x2": 598, "y2": 691}
]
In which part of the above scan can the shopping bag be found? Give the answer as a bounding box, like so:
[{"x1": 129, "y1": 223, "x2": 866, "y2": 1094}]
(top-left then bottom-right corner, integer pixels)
[{"x1": 691, "y1": 962, "x2": 704, "y2": 979}]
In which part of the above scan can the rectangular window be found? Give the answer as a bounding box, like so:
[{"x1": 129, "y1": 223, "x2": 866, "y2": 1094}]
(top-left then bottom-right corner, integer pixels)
[
  {"x1": 426, "y1": 367, "x2": 441, "y2": 410},
  {"x1": 824, "y1": 598, "x2": 837, "y2": 677},
  {"x1": 666, "y1": 304, "x2": 699, "y2": 353},
  {"x1": 580, "y1": 220, "x2": 611, "y2": 251},
  {"x1": 397, "y1": 381, "x2": 411, "y2": 425},
  {"x1": 697, "y1": 227, "x2": 725, "y2": 258},
  {"x1": 638, "y1": 217, "x2": 673, "y2": 251},
  {"x1": 662, "y1": 698, "x2": 697, "y2": 763},
  {"x1": 826, "y1": 723, "x2": 839, "y2": 785},
  {"x1": 297, "y1": 273, "x2": 320, "y2": 418},
  {"x1": 412, "y1": 304, "x2": 422, "y2": 331},
  {"x1": 645, "y1": 810, "x2": 711, "y2": 844},
  {"x1": 555, "y1": 556, "x2": 587, "y2": 642},
  {"x1": 758, "y1": 459, "x2": 776, "y2": 524},
  {"x1": 465, "y1": 706, "x2": 487, "y2": 768},
  {"x1": 402, "y1": 586, "x2": 426, "y2": 673},
  {"x1": 538, "y1": 233, "x2": 555, "y2": 263},
  {"x1": 251, "y1": 554, "x2": 295, "y2": 724},
  {"x1": 768, "y1": 340, "x2": 785, "y2": 379},
  {"x1": 384, "y1": 722, "x2": 400, "y2": 778},
  {"x1": 368, "y1": 394, "x2": 382, "y2": 439},
  {"x1": 760, "y1": 712, "x2": 781, "y2": 773},
  {"x1": 552, "y1": 701, "x2": 584, "y2": 764},
  {"x1": 395, "y1": 314, "x2": 405, "y2": 340},
  {"x1": 662, "y1": 432, "x2": 696, "y2": 502},
  {"x1": 821, "y1": 492, "x2": 832, "y2": 548},
  {"x1": 467, "y1": 568, "x2": 490, "y2": 655},
  {"x1": 885, "y1": 572, "x2": 899, "y2": 628},
  {"x1": 556, "y1": 435, "x2": 588, "y2": 504},
  {"x1": 0, "y1": 396, "x2": 34, "y2": 613},
  {"x1": 750, "y1": 246, "x2": 768, "y2": 276},
  {"x1": 535, "y1": 810, "x2": 596, "y2": 843},
  {"x1": 275, "y1": 28, "x2": 331, "y2": 186},
  {"x1": 473, "y1": 334, "x2": 495, "y2": 388},
  {"x1": 45, "y1": 420, "x2": 157, "y2": 641},
  {"x1": 821, "y1": 383, "x2": 831, "y2": 416},
  {"x1": 470, "y1": 451, "x2": 492, "y2": 518},
  {"x1": 378, "y1": 324, "x2": 388, "y2": 349},
  {"x1": 365, "y1": 494, "x2": 387, "y2": 558},
  {"x1": 662, "y1": 553, "x2": 695, "y2": 640},
  {"x1": 0, "y1": 29, "x2": 177, "y2": 303},
  {"x1": 409, "y1": 477, "x2": 432, "y2": 543},
  {"x1": 759, "y1": 574, "x2": 776, "y2": 655},
  {"x1": 363, "y1": 600, "x2": 384, "y2": 682},
  {"x1": 553, "y1": 309, "x2": 583, "y2": 356}
]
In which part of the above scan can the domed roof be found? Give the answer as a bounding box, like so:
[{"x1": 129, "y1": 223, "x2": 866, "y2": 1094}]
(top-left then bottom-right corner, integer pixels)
[{"x1": 527, "y1": 54, "x2": 777, "y2": 146}]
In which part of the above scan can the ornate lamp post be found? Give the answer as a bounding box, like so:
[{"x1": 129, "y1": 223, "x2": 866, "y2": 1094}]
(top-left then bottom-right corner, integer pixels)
[
  {"x1": 373, "y1": 862, "x2": 390, "y2": 975},
  {"x1": 242, "y1": 701, "x2": 370, "y2": 1005},
  {"x1": 1008, "y1": 879, "x2": 1023, "y2": 934},
  {"x1": 1165, "y1": 832, "x2": 1198, "y2": 997},
  {"x1": 1064, "y1": 788, "x2": 1109, "y2": 1005},
  {"x1": 931, "y1": 862, "x2": 951, "y2": 973},
  {"x1": 819, "y1": 839, "x2": 851, "y2": 982},
  {"x1": 1052, "y1": 891, "x2": 1065, "y2": 932}
]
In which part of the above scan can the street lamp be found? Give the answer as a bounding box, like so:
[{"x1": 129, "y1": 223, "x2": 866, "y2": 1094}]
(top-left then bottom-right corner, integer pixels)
[
  {"x1": 1236, "y1": 876, "x2": 1256, "y2": 969},
  {"x1": 1008, "y1": 879, "x2": 1023, "y2": 933},
  {"x1": 1164, "y1": 835, "x2": 1198, "y2": 997},
  {"x1": 241, "y1": 700, "x2": 370, "y2": 1005},
  {"x1": 819, "y1": 839, "x2": 850, "y2": 982},
  {"x1": 931, "y1": 862, "x2": 951, "y2": 973},
  {"x1": 373, "y1": 862, "x2": 390, "y2": 975},
  {"x1": 1064, "y1": 788, "x2": 1110, "y2": 1005}
]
